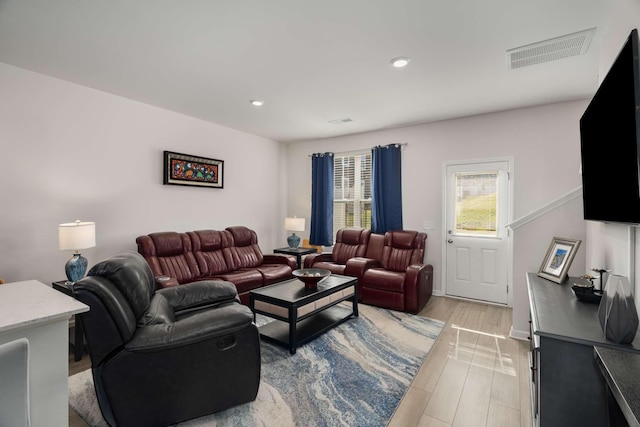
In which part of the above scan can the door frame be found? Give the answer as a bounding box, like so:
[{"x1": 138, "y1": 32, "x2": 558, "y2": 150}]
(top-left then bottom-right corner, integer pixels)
[{"x1": 441, "y1": 156, "x2": 515, "y2": 306}]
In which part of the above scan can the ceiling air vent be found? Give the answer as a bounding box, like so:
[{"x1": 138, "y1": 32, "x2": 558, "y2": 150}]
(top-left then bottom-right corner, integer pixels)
[
  {"x1": 328, "y1": 118, "x2": 354, "y2": 124},
  {"x1": 507, "y1": 28, "x2": 596, "y2": 70}
]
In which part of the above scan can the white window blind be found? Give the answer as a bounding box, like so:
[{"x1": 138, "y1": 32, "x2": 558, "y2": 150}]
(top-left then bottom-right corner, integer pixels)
[{"x1": 333, "y1": 150, "x2": 372, "y2": 231}]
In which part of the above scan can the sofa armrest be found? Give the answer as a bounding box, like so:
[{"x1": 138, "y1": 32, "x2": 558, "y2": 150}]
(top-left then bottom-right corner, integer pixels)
[
  {"x1": 303, "y1": 252, "x2": 333, "y2": 268},
  {"x1": 344, "y1": 257, "x2": 381, "y2": 278},
  {"x1": 155, "y1": 275, "x2": 180, "y2": 289},
  {"x1": 404, "y1": 264, "x2": 433, "y2": 313},
  {"x1": 157, "y1": 280, "x2": 239, "y2": 312},
  {"x1": 263, "y1": 254, "x2": 297, "y2": 270},
  {"x1": 127, "y1": 303, "x2": 255, "y2": 351}
]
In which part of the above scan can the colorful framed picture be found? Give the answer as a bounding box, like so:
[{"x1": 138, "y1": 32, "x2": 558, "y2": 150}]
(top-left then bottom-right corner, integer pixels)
[
  {"x1": 163, "y1": 151, "x2": 224, "y2": 189},
  {"x1": 537, "y1": 237, "x2": 581, "y2": 283}
]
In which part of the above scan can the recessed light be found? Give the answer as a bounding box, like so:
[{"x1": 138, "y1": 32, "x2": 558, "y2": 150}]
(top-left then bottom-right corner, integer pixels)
[
  {"x1": 250, "y1": 100, "x2": 264, "y2": 107},
  {"x1": 390, "y1": 57, "x2": 410, "y2": 68}
]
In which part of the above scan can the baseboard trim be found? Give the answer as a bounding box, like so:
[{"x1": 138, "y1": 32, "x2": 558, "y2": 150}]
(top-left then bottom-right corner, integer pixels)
[
  {"x1": 510, "y1": 326, "x2": 529, "y2": 341},
  {"x1": 438, "y1": 293, "x2": 510, "y2": 308},
  {"x1": 432, "y1": 289, "x2": 444, "y2": 297}
]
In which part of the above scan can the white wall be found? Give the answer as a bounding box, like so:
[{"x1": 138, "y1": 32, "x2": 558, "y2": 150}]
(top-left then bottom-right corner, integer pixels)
[
  {"x1": 0, "y1": 63, "x2": 287, "y2": 285},
  {"x1": 286, "y1": 100, "x2": 588, "y2": 327},
  {"x1": 0, "y1": 37, "x2": 613, "y2": 336},
  {"x1": 511, "y1": 195, "x2": 587, "y2": 337}
]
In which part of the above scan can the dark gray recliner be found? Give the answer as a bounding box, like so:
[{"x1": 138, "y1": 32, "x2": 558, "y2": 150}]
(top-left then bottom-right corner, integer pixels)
[{"x1": 73, "y1": 252, "x2": 260, "y2": 427}]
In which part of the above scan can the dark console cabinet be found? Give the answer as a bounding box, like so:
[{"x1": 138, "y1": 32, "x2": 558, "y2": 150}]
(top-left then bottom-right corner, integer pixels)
[{"x1": 527, "y1": 273, "x2": 640, "y2": 427}]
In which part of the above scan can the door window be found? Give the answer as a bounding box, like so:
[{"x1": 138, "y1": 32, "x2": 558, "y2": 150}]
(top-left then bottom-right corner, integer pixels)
[{"x1": 454, "y1": 171, "x2": 498, "y2": 237}]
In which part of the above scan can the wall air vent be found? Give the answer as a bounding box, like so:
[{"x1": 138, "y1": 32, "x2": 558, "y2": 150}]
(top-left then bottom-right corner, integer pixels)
[
  {"x1": 507, "y1": 28, "x2": 596, "y2": 70},
  {"x1": 328, "y1": 118, "x2": 354, "y2": 124}
]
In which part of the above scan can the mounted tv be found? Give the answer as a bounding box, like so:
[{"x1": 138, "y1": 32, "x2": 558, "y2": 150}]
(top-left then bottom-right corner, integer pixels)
[{"x1": 580, "y1": 29, "x2": 640, "y2": 224}]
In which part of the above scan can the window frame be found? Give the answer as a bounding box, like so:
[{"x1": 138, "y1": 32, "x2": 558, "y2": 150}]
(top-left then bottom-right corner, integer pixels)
[{"x1": 333, "y1": 149, "x2": 372, "y2": 231}]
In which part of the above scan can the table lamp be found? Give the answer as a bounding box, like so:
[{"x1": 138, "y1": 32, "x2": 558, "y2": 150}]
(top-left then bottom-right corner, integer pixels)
[
  {"x1": 285, "y1": 217, "x2": 305, "y2": 248},
  {"x1": 59, "y1": 220, "x2": 96, "y2": 282}
]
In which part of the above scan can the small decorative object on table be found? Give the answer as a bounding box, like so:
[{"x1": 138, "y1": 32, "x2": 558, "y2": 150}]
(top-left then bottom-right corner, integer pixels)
[
  {"x1": 598, "y1": 274, "x2": 639, "y2": 344},
  {"x1": 292, "y1": 268, "x2": 330, "y2": 290},
  {"x1": 591, "y1": 268, "x2": 611, "y2": 291},
  {"x1": 537, "y1": 237, "x2": 581, "y2": 283},
  {"x1": 571, "y1": 275, "x2": 603, "y2": 304},
  {"x1": 58, "y1": 220, "x2": 96, "y2": 282},
  {"x1": 285, "y1": 217, "x2": 305, "y2": 248}
]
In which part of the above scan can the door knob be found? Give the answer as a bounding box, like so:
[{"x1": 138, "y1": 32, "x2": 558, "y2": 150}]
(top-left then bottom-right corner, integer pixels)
[{"x1": 448, "y1": 239, "x2": 453, "y2": 244}]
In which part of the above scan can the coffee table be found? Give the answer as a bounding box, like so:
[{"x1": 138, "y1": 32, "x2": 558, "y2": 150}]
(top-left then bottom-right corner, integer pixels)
[{"x1": 249, "y1": 274, "x2": 358, "y2": 354}]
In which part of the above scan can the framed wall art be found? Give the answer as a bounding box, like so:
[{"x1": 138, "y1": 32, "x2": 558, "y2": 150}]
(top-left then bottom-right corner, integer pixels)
[
  {"x1": 537, "y1": 237, "x2": 581, "y2": 283},
  {"x1": 163, "y1": 151, "x2": 224, "y2": 189}
]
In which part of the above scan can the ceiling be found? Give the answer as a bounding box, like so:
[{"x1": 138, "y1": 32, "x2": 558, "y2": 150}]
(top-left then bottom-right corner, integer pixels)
[{"x1": 0, "y1": 0, "x2": 616, "y2": 143}]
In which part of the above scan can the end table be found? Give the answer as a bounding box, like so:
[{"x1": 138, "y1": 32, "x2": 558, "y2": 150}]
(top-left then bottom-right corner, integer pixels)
[
  {"x1": 52, "y1": 280, "x2": 85, "y2": 361},
  {"x1": 273, "y1": 247, "x2": 318, "y2": 269}
]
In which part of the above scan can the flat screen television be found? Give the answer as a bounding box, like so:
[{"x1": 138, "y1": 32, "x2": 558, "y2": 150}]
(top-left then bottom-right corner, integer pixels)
[{"x1": 580, "y1": 28, "x2": 640, "y2": 224}]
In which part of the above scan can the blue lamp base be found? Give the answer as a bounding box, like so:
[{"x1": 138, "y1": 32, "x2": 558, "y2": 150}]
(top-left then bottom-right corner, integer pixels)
[
  {"x1": 65, "y1": 252, "x2": 88, "y2": 282},
  {"x1": 287, "y1": 233, "x2": 301, "y2": 248}
]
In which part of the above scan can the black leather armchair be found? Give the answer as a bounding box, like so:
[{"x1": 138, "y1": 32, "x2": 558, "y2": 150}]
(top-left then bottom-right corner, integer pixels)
[{"x1": 73, "y1": 252, "x2": 260, "y2": 427}]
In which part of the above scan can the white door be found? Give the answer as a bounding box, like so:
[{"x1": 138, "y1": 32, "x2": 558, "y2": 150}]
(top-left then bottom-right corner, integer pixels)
[{"x1": 444, "y1": 160, "x2": 511, "y2": 304}]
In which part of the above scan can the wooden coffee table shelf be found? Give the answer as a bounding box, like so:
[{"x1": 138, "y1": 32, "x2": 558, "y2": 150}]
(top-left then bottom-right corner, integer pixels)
[{"x1": 250, "y1": 274, "x2": 358, "y2": 354}]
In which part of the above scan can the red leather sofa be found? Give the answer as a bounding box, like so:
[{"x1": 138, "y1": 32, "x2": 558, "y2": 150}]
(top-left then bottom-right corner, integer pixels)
[
  {"x1": 304, "y1": 228, "x2": 432, "y2": 314},
  {"x1": 136, "y1": 226, "x2": 296, "y2": 304}
]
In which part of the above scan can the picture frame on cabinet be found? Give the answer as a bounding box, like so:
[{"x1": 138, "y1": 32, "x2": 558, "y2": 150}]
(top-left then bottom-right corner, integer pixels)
[
  {"x1": 537, "y1": 237, "x2": 581, "y2": 283},
  {"x1": 163, "y1": 151, "x2": 224, "y2": 189}
]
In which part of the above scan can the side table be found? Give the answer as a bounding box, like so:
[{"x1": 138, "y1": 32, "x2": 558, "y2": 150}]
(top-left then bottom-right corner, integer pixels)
[
  {"x1": 273, "y1": 247, "x2": 317, "y2": 269},
  {"x1": 52, "y1": 280, "x2": 85, "y2": 361}
]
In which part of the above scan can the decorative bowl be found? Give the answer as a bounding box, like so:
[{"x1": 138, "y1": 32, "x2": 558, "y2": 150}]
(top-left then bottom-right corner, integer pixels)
[
  {"x1": 571, "y1": 284, "x2": 603, "y2": 304},
  {"x1": 292, "y1": 268, "x2": 331, "y2": 290}
]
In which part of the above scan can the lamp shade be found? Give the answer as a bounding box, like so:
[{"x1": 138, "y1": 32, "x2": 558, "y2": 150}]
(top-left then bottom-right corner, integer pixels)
[
  {"x1": 59, "y1": 220, "x2": 96, "y2": 251},
  {"x1": 284, "y1": 217, "x2": 305, "y2": 232}
]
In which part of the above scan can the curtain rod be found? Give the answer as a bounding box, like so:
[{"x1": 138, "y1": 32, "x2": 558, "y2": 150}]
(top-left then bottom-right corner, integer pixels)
[{"x1": 307, "y1": 143, "x2": 408, "y2": 157}]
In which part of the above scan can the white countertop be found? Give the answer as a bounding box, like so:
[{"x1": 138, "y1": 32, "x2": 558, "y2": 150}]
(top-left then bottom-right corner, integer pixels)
[{"x1": 0, "y1": 280, "x2": 89, "y2": 333}]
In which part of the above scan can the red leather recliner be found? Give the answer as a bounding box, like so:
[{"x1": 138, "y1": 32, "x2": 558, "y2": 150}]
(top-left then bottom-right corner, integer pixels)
[
  {"x1": 303, "y1": 228, "x2": 371, "y2": 274},
  {"x1": 357, "y1": 230, "x2": 432, "y2": 314}
]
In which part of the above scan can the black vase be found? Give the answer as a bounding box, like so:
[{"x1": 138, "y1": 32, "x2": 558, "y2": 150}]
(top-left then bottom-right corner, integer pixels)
[{"x1": 597, "y1": 275, "x2": 639, "y2": 344}]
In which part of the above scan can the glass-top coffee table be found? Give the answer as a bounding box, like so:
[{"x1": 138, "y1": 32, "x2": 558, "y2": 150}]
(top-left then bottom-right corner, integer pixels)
[{"x1": 249, "y1": 274, "x2": 358, "y2": 354}]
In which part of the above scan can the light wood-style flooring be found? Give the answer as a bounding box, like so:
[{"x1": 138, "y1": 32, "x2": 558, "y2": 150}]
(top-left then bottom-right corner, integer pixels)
[
  {"x1": 67, "y1": 296, "x2": 531, "y2": 427},
  {"x1": 388, "y1": 296, "x2": 531, "y2": 427},
  {"x1": 68, "y1": 344, "x2": 91, "y2": 427}
]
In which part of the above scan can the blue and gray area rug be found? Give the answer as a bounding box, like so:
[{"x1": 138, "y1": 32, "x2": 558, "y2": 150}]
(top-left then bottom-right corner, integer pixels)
[{"x1": 69, "y1": 304, "x2": 444, "y2": 427}]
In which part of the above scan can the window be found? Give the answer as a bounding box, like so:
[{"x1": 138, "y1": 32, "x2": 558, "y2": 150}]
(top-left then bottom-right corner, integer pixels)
[
  {"x1": 453, "y1": 171, "x2": 498, "y2": 236},
  {"x1": 334, "y1": 150, "x2": 372, "y2": 231}
]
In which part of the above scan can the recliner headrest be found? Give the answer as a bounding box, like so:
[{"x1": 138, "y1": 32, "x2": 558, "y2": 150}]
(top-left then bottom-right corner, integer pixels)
[
  {"x1": 191, "y1": 230, "x2": 226, "y2": 251},
  {"x1": 340, "y1": 228, "x2": 366, "y2": 245},
  {"x1": 149, "y1": 232, "x2": 189, "y2": 257},
  {"x1": 226, "y1": 226, "x2": 257, "y2": 247},
  {"x1": 87, "y1": 252, "x2": 156, "y2": 319},
  {"x1": 388, "y1": 230, "x2": 419, "y2": 249}
]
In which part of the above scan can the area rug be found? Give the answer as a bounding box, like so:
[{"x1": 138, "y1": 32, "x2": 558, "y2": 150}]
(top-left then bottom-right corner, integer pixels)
[{"x1": 69, "y1": 304, "x2": 444, "y2": 427}]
